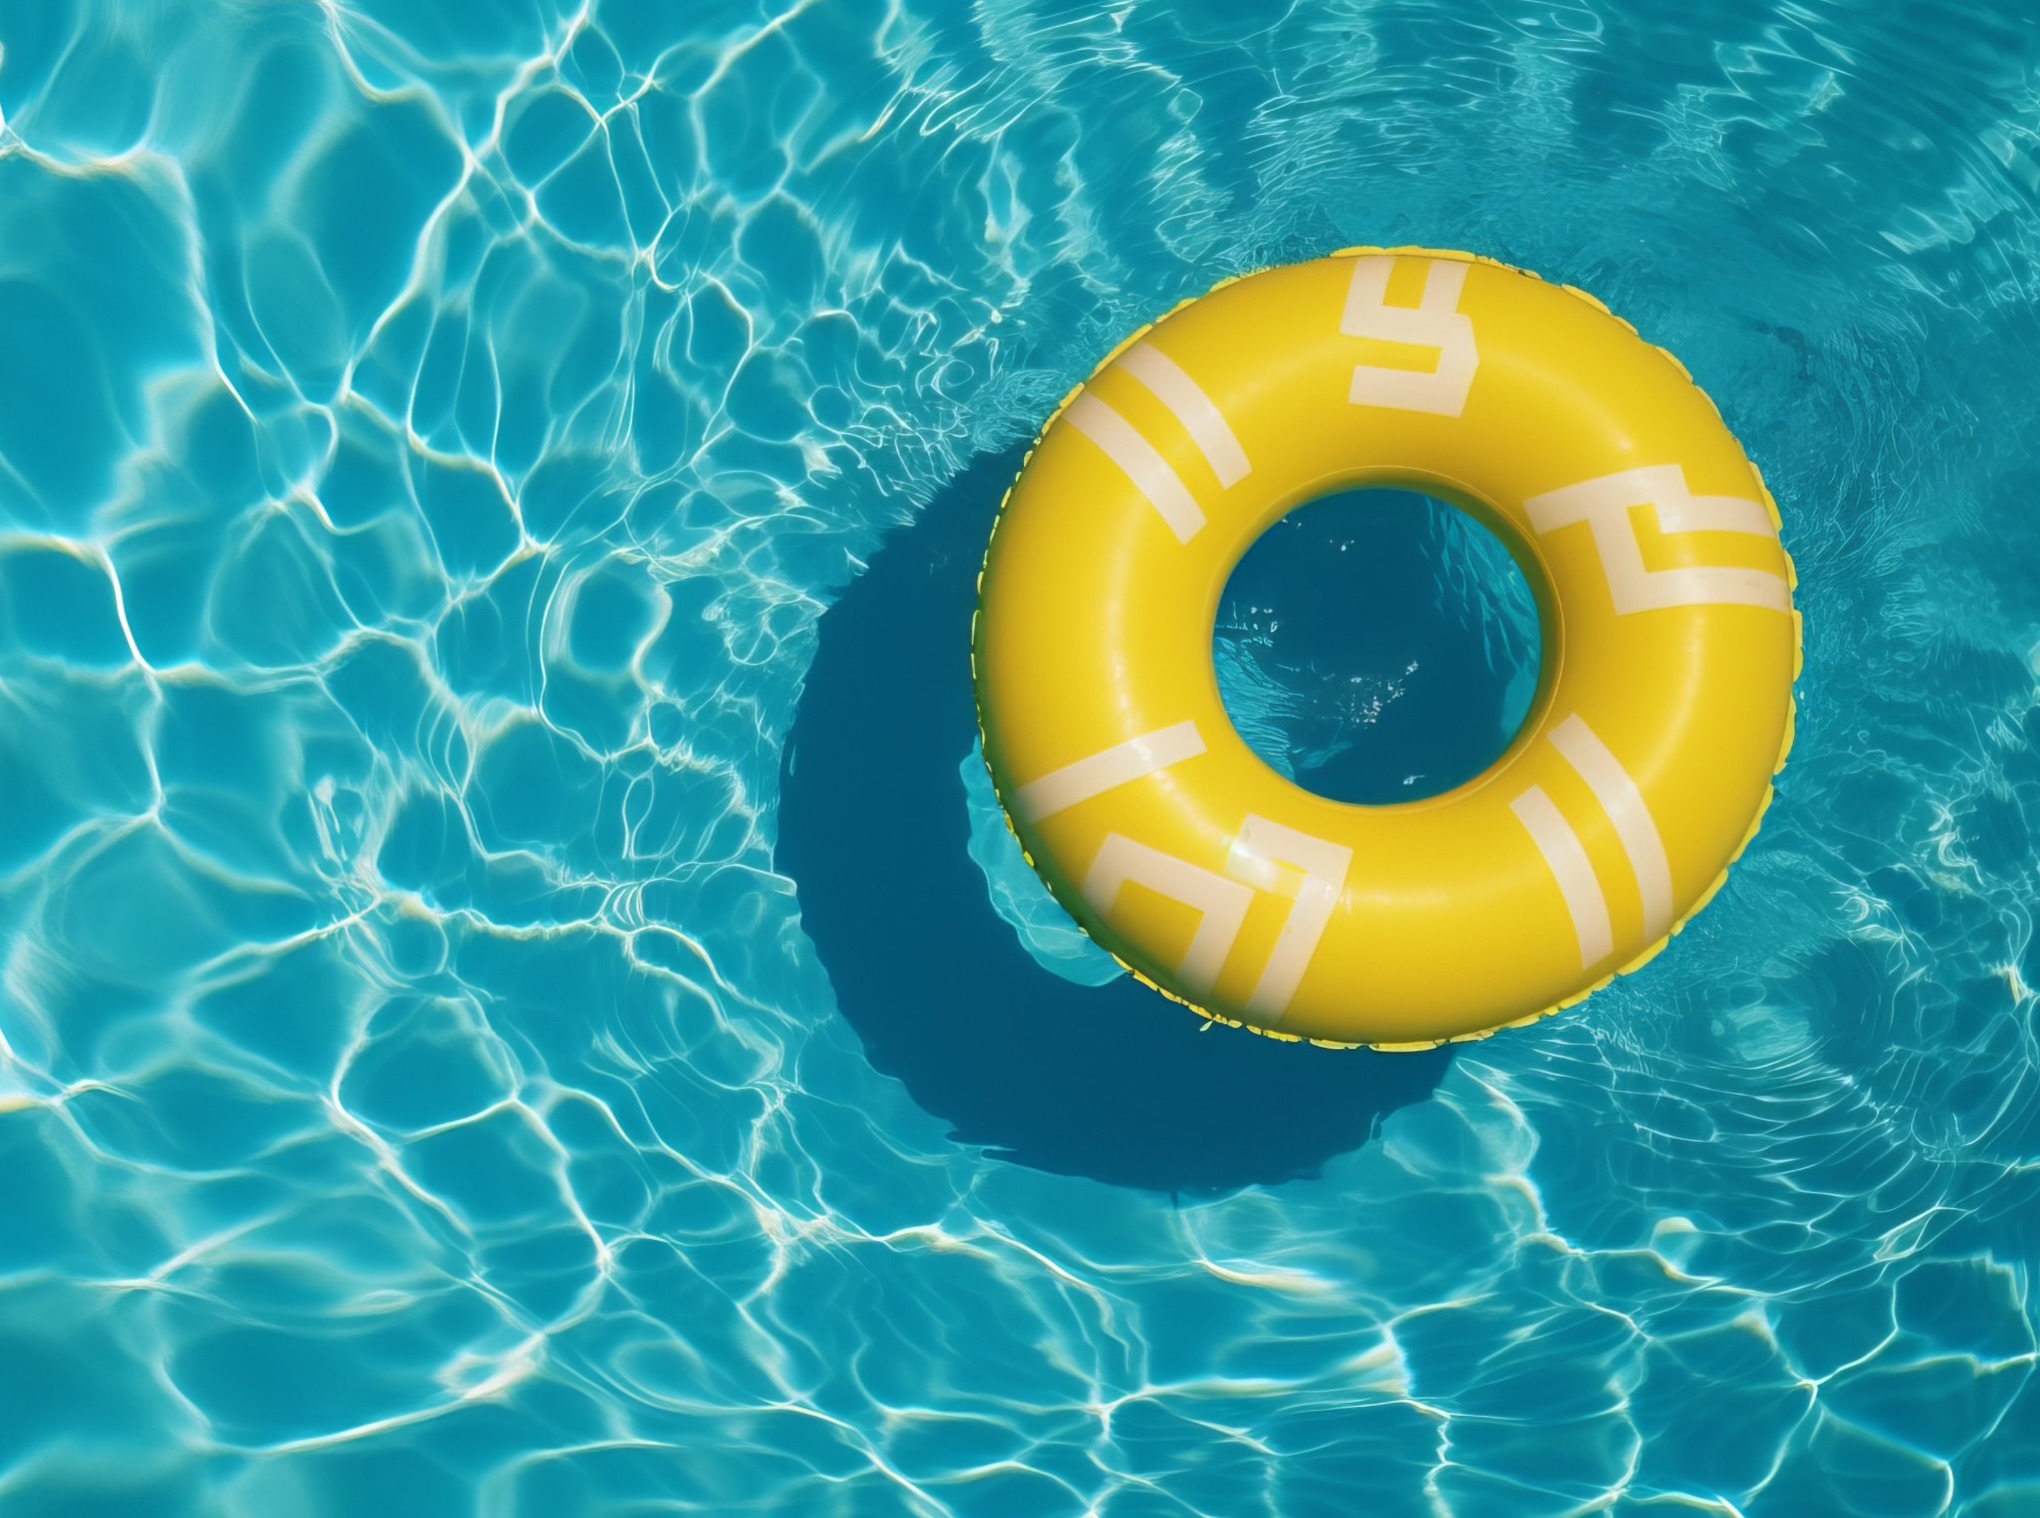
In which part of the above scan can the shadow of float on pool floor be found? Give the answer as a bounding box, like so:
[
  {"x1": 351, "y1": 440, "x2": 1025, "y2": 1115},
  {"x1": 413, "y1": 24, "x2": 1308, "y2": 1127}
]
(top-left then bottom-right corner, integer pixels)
[{"x1": 777, "y1": 445, "x2": 1453, "y2": 1194}]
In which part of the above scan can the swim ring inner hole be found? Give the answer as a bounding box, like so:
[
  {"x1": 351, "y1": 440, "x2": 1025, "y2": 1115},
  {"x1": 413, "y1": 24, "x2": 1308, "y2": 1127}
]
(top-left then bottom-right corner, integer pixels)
[{"x1": 1212, "y1": 487, "x2": 1544, "y2": 805}]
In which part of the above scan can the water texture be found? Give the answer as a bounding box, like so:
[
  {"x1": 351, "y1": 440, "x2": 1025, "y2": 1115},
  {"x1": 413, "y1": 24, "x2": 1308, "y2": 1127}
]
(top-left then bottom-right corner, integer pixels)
[
  {"x1": 1213, "y1": 489, "x2": 1542, "y2": 804},
  {"x1": 0, "y1": 1, "x2": 2037, "y2": 1514}
]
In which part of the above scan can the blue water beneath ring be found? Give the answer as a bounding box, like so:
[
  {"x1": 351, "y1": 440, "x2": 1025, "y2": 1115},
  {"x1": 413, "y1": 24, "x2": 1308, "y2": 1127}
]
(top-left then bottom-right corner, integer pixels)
[
  {"x1": 1215, "y1": 489, "x2": 1541, "y2": 805},
  {"x1": 1, "y1": 1, "x2": 2037, "y2": 1514}
]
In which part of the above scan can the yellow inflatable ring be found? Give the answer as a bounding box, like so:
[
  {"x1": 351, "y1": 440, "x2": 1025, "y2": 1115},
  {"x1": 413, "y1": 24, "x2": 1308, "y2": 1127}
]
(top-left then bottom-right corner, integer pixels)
[{"x1": 972, "y1": 247, "x2": 1801, "y2": 1049}]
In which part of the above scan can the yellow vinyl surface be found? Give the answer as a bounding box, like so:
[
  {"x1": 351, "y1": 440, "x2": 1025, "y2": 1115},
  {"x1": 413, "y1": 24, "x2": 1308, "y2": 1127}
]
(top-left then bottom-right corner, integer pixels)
[{"x1": 972, "y1": 249, "x2": 1800, "y2": 1048}]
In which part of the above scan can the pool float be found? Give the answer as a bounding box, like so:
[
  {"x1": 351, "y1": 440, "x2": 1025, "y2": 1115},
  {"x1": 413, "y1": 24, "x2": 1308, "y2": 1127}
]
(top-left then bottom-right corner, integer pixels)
[{"x1": 972, "y1": 247, "x2": 1800, "y2": 1049}]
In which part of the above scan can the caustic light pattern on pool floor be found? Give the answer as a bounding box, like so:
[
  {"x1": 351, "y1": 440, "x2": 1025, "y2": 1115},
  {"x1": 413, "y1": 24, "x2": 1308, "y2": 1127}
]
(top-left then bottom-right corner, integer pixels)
[{"x1": 0, "y1": 0, "x2": 2036, "y2": 1514}]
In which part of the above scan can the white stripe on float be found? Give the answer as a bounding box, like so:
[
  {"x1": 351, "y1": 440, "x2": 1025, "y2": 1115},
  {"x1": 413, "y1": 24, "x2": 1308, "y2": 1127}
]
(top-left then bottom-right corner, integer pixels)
[
  {"x1": 1065, "y1": 393, "x2": 1207, "y2": 544},
  {"x1": 1523, "y1": 465, "x2": 1789, "y2": 615},
  {"x1": 1510, "y1": 785, "x2": 1614, "y2": 970},
  {"x1": 1226, "y1": 814, "x2": 1353, "y2": 1024},
  {"x1": 1012, "y1": 721, "x2": 1206, "y2": 824},
  {"x1": 1341, "y1": 256, "x2": 1480, "y2": 418},
  {"x1": 1083, "y1": 833, "x2": 1254, "y2": 993},
  {"x1": 1548, "y1": 715, "x2": 1674, "y2": 943},
  {"x1": 1116, "y1": 344, "x2": 1251, "y2": 488}
]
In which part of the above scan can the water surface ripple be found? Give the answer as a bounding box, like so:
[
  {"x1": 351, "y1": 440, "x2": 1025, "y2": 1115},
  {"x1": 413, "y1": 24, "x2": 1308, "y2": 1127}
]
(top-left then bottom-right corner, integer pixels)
[{"x1": 0, "y1": 0, "x2": 2036, "y2": 1513}]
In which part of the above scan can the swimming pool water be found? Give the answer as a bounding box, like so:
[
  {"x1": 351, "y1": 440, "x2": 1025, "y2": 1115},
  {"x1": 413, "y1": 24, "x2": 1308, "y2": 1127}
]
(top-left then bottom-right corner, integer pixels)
[
  {"x1": 0, "y1": 0, "x2": 2037, "y2": 1513},
  {"x1": 1213, "y1": 489, "x2": 1541, "y2": 805}
]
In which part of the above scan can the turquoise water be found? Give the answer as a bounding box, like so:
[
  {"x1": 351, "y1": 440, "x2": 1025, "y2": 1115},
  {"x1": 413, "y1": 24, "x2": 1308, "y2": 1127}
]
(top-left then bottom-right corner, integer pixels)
[
  {"x1": 1, "y1": 0, "x2": 2038, "y2": 1512},
  {"x1": 1214, "y1": 490, "x2": 1542, "y2": 805}
]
